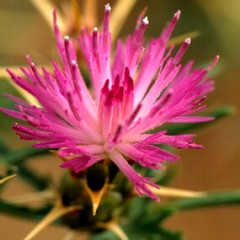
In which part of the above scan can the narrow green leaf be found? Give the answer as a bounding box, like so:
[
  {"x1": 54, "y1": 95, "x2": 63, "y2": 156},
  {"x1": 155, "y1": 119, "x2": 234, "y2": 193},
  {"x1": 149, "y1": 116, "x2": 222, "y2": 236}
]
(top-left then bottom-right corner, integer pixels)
[
  {"x1": 149, "y1": 106, "x2": 234, "y2": 135},
  {"x1": 0, "y1": 137, "x2": 10, "y2": 154},
  {"x1": 172, "y1": 191, "x2": 240, "y2": 209},
  {"x1": 1, "y1": 147, "x2": 49, "y2": 165},
  {"x1": 0, "y1": 199, "x2": 51, "y2": 221},
  {"x1": 91, "y1": 231, "x2": 118, "y2": 240},
  {"x1": 156, "y1": 166, "x2": 178, "y2": 186},
  {"x1": 157, "y1": 191, "x2": 240, "y2": 221},
  {"x1": 17, "y1": 165, "x2": 49, "y2": 190},
  {"x1": 0, "y1": 146, "x2": 50, "y2": 190},
  {"x1": 166, "y1": 106, "x2": 235, "y2": 135},
  {"x1": 127, "y1": 197, "x2": 151, "y2": 221},
  {"x1": 158, "y1": 228, "x2": 184, "y2": 240}
]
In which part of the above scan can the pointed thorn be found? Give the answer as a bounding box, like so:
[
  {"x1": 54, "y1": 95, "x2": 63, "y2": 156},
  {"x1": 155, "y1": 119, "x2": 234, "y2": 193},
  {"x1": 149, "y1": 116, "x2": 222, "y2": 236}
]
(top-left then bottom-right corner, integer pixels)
[
  {"x1": 98, "y1": 219, "x2": 129, "y2": 240},
  {"x1": 24, "y1": 200, "x2": 81, "y2": 240},
  {"x1": 149, "y1": 186, "x2": 206, "y2": 198},
  {"x1": 92, "y1": 203, "x2": 98, "y2": 216},
  {"x1": 84, "y1": 180, "x2": 108, "y2": 216},
  {"x1": 0, "y1": 174, "x2": 16, "y2": 185}
]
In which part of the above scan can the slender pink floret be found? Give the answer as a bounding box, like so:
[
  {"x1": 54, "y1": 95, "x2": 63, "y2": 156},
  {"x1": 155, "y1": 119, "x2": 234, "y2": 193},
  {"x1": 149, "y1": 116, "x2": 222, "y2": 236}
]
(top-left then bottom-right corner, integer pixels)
[{"x1": 0, "y1": 5, "x2": 218, "y2": 201}]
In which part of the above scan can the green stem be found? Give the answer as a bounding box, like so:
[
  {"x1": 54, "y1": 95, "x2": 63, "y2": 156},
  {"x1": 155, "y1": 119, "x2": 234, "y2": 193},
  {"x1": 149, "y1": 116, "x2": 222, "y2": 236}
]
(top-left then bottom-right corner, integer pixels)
[
  {"x1": 148, "y1": 106, "x2": 234, "y2": 135},
  {"x1": 172, "y1": 191, "x2": 240, "y2": 209},
  {"x1": 158, "y1": 227, "x2": 184, "y2": 240},
  {"x1": 0, "y1": 147, "x2": 50, "y2": 190},
  {"x1": 0, "y1": 200, "x2": 51, "y2": 221},
  {"x1": 1, "y1": 147, "x2": 49, "y2": 165},
  {"x1": 158, "y1": 191, "x2": 240, "y2": 221},
  {"x1": 166, "y1": 106, "x2": 235, "y2": 135},
  {"x1": 0, "y1": 137, "x2": 10, "y2": 154},
  {"x1": 17, "y1": 165, "x2": 49, "y2": 190}
]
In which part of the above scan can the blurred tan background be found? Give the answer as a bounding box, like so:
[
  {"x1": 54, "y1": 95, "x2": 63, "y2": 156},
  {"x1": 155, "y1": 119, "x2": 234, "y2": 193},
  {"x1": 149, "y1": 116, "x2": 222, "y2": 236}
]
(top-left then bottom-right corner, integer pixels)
[{"x1": 0, "y1": 0, "x2": 239, "y2": 239}]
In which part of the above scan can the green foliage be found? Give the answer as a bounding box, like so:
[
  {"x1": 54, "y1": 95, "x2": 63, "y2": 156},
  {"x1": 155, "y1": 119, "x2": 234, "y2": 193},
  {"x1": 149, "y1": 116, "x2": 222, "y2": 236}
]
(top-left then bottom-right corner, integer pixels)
[
  {"x1": 91, "y1": 197, "x2": 184, "y2": 240},
  {"x1": 156, "y1": 166, "x2": 178, "y2": 186},
  {"x1": 0, "y1": 105, "x2": 238, "y2": 240},
  {"x1": 17, "y1": 165, "x2": 49, "y2": 190},
  {"x1": 148, "y1": 106, "x2": 234, "y2": 135},
  {"x1": 165, "y1": 106, "x2": 235, "y2": 135},
  {"x1": 0, "y1": 199, "x2": 51, "y2": 221},
  {"x1": 1, "y1": 147, "x2": 49, "y2": 165},
  {"x1": 0, "y1": 138, "x2": 10, "y2": 155},
  {"x1": 91, "y1": 231, "x2": 119, "y2": 240},
  {"x1": 0, "y1": 139, "x2": 50, "y2": 190},
  {"x1": 156, "y1": 191, "x2": 240, "y2": 221},
  {"x1": 0, "y1": 168, "x2": 17, "y2": 194},
  {"x1": 91, "y1": 190, "x2": 240, "y2": 240},
  {"x1": 121, "y1": 198, "x2": 184, "y2": 240}
]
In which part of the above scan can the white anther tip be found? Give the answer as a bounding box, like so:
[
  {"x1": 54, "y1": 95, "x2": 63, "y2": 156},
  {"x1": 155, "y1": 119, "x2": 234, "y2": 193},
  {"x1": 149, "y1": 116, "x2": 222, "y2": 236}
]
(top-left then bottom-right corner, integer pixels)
[
  {"x1": 185, "y1": 38, "x2": 191, "y2": 44},
  {"x1": 93, "y1": 27, "x2": 98, "y2": 32},
  {"x1": 142, "y1": 16, "x2": 149, "y2": 25},
  {"x1": 71, "y1": 60, "x2": 77, "y2": 65},
  {"x1": 174, "y1": 10, "x2": 181, "y2": 19},
  {"x1": 64, "y1": 35, "x2": 70, "y2": 40},
  {"x1": 105, "y1": 3, "x2": 111, "y2": 11}
]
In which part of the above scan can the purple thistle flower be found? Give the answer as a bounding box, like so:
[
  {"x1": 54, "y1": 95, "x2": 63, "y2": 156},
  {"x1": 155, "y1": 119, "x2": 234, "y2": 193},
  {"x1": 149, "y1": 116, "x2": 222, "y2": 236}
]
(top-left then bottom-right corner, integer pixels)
[{"x1": 0, "y1": 4, "x2": 218, "y2": 201}]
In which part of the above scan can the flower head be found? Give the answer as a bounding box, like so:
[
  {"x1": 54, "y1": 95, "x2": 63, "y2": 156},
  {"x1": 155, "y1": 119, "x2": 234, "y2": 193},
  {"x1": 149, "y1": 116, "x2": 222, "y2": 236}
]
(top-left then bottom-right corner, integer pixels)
[{"x1": 0, "y1": 4, "x2": 218, "y2": 201}]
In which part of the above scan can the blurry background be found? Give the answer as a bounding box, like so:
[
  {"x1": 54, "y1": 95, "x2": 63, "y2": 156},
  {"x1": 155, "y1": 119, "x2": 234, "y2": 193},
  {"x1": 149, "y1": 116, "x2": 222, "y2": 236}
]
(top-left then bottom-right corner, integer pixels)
[{"x1": 0, "y1": 0, "x2": 239, "y2": 239}]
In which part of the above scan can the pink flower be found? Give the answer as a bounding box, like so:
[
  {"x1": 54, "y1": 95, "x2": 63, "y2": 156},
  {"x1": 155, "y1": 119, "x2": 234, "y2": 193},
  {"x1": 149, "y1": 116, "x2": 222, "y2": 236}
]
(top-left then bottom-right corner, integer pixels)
[{"x1": 0, "y1": 4, "x2": 218, "y2": 201}]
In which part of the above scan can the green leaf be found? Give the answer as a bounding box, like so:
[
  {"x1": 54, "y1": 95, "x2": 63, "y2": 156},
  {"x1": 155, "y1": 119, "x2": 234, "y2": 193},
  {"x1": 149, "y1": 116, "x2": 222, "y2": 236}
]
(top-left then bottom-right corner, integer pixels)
[
  {"x1": 91, "y1": 231, "x2": 119, "y2": 240},
  {"x1": 172, "y1": 191, "x2": 240, "y2": 209},
  {"x1": 156, "y1": 166, "x2": 178, "y2": 186},
  {"x1": 118, "y1": 197, "x2": 184, "y2": 240},
  {"x1": 0, "y1": 199, "x2": 51, "y2": 221},
  {"x1": 157, "y1": 228, "x2": 185, "y2": 240},
  {"x1": 157, "y1": 191, "x2": 240, "y2": 221},
  {"x1": 0, "y1": 137, "x2": 10, "y2": 155},
  {"x1": 124, "y1": 226, "x2": 184, "y2": 240},
  {"x1": 0, "y1": 146, "x2": 50, "y2": 190},
  {"x1": 113, "y1": 191, "x2": 240, "y2": 239},
  {"x1": 91, "y1": 228, "x2": 184, "y2": 240},
  {"x1": 17, "y1": 165, "x2": 49, "y2": 190},
  {"x1": 150, "y1": 106, "x2": 235, "y2": 135},
  {"x1": 1, "y1": 147, "x2": 49, "y2": 165}
]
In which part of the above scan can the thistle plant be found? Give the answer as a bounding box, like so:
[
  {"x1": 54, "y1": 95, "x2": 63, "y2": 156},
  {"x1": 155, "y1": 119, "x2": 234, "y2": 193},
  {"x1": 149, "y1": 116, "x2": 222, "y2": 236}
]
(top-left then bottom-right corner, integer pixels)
[{"x1": 0, "y1": 2, "x2": 239, "y2": 240}]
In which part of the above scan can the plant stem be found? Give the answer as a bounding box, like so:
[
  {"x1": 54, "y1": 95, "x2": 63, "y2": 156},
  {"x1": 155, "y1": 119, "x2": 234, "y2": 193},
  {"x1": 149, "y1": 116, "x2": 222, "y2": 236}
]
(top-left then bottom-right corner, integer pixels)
[
  {"x1": 0, "y1": 200, "x2": 51, "y2": 221},
  {"x1": 166, "y1": 106, "x2": 235, "y2": 135},
  {"x1": 158, "y1": 191, "x2": 240, "y2": 221},
  {"x1": 0, "y1": 138, "x2": 10, "y2": 154},
  {"x1": 17, "y1": 165, "x2": 49, "y2": 190},
  {"x1": 1, "y1": 147, "x2": 49, "y2": 165}
]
